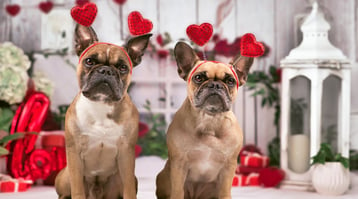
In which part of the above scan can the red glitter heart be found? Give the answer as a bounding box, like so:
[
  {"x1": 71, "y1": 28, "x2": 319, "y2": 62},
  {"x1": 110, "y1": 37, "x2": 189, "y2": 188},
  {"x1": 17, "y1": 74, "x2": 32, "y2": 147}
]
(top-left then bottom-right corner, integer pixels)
[
  {"x1": 128, "y1": 11, "x2": 153, "y2": 36},
  {"x1": 71, "y1": 2, "x2": 97, "y2": 27},
  {"x1": 240, "y1": 33, "x2": 265, "y2": 57},
  {"x1": 186, "y1": 23, "x2": 213, "y2": 46},
  {"x1": 39, "y1": 1, "x2": 53, "y2": 14},
  {"x1": 113, "y1": 0, "x2": 127, "y2": 5},
  {"x1": 6, "y1": 4, "x2": 21, "y2": 17}
]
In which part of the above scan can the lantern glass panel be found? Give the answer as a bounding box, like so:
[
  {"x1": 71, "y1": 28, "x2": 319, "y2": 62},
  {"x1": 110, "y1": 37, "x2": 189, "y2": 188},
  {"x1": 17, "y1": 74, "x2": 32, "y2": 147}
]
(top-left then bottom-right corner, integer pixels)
[
  {"x1": 288, "y1": 76, "x2": 311, "y2": 174},
  {"x1": 321, "y1": 75, "x2": 341, "y2": 154}
]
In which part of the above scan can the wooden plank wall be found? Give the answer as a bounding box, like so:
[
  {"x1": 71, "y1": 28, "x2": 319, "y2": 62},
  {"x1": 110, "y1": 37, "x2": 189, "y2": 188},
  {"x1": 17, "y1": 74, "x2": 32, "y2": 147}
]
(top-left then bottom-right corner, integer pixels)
[{"x1": 0, "y1": 0, "x2": 357, "y2": 152}]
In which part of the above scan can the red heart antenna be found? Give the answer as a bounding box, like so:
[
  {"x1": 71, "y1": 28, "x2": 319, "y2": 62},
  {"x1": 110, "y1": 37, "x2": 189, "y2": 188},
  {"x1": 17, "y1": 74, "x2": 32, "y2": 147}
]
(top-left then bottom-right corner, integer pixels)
[
  {"x1": 240, "y1": 33, "x2": 265, "y2": 57},
  {"x1": 71, "y1": 2, "x2": 97, "y2": 27},
  {"x1": 128, "y1": 11, "x2": 153, "y2": 36},
  {"x1": 186, "y1": 23, "x2": 213, "y2": 47}
]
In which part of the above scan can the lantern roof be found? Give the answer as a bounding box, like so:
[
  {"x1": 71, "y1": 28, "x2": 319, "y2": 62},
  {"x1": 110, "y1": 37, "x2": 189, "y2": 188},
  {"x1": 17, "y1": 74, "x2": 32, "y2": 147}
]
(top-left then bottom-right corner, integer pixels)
[{"x1": 281, "y1": 2, "x2": 349, "y2": 66}]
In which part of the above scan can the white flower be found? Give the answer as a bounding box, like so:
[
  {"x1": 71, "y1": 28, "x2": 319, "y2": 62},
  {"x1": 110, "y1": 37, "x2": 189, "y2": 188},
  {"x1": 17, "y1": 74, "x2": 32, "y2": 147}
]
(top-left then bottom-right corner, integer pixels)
[
  {"x1": 32, "y1": 70, "x2": 54, "y2": 98},
  {"x1": 0, "y1": 65, "x2": 28, "y2": 104},
  {"x1": 0, "y1": 42, "x2": 31, "y2": 71}
]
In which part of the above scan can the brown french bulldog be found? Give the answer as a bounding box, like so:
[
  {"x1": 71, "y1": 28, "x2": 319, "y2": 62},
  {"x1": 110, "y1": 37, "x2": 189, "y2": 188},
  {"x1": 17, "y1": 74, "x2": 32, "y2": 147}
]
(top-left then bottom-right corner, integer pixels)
[
  {"x1": 55, "y1": 24, "x2": 151, "y2": 199},
  {"x1": 156, "y1": 42, "x2": 254, "y2": 199}
]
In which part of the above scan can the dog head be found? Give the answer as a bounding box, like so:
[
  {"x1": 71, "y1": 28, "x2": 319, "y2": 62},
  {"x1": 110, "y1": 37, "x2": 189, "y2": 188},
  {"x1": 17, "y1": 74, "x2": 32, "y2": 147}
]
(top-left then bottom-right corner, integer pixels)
[
  {"x1": 74, "y1": 24, "x2": 151, "y2": 103},
  {"x1": 174, "y1": 42, "x2": 253, "y2": 115}
]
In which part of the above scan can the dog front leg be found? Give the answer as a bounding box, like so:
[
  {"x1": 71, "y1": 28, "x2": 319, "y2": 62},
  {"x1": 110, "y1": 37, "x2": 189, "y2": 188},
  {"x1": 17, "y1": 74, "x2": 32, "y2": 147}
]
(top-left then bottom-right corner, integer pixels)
[
  {"x1": 66, "y1": 142, "x2": 86, "y2": 199},
  {"x1": 217, "y1": 160, "x2": 237, "y2": 199},
  {"x1": 117, "y1": 141, "x2": 137, "y2": 199},
  {"x1": 169, "y1": 158, "x2": 187, "y2": 199}
]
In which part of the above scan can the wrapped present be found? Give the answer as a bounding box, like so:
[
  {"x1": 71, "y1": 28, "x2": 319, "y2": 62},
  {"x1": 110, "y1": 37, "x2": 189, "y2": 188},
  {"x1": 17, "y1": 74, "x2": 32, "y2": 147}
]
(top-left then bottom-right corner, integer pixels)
[
  {"x1": 240, "y1": 152, "x2": 269, "y2": 168},
  {"x1": 236, "y1": 165, "x2": 264, "y2": 175},
  {"x1": 0, "y1": 174, "x2": 33, "y2": 193},
  {"x1": 245, "y1": 173, "x2": 260, "y2": 186},
  {"x1": 232, "y1": 174, "x2": 247, "y2": 187}
]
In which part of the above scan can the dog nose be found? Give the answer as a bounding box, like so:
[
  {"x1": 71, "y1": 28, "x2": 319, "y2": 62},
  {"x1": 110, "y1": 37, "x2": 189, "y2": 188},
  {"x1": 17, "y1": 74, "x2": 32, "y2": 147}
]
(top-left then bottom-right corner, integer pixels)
[
  {"x1": 207, "y1": 81, "x2": 223, "y2": 90},
  {"x1": 96, "y1": 66, "x2": 114, "y2": 76}
]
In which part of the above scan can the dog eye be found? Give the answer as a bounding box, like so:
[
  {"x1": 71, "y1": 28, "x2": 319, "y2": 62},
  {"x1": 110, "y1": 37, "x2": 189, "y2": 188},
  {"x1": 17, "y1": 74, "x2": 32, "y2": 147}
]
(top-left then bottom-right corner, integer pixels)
[
  {"x1": 85, "y1": 58, "x2": 95, "y2": 66},
  {"x1": 118, "y1": 64, "x2": 129, "y2": 73},
  {"x1": 194, "y1": 74, "x2": 203, "y2": 83},
  {"x1": 226, "y1": 77, "x2": 236, "y2": 86}
]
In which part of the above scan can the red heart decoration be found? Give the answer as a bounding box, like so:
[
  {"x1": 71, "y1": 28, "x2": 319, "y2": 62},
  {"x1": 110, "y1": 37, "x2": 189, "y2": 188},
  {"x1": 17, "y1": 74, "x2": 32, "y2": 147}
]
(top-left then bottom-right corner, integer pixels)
[
  {"x1": 5, "y1": 4, "x2": 21, "y2": 17},
  {"x1": 240, "y1": 33, "x2": 265, "y2": 57},
  {"x1": 113, "y1": 0, "x2": 127, "y2": 5},
  {"x1": 259, "y1": 167, "x2": 285, "y2": 187},
  {"x1": 186, "y1": 23, "x2": 213, "y2": 46},
  {"x1": 76, "y1": 0, "x2": 89, "y2": 6},
  {"x1": 39, "y1": 1, "x2": 53, "y2": 14},
  {"x1": 128, "y1": 11, "x2": 153, "y2": 36},
  {"x1": 71, "y1": 2, "x2": 97, "y2": 27}
]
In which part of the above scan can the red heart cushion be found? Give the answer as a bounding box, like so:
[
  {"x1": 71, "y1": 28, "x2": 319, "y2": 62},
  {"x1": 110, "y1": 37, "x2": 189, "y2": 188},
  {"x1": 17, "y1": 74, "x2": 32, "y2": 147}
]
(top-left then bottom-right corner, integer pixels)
[
  {"x1": 259, "y1": 167, "x2": 285, "y2": 187},
  {"x1": 76, "y1": 0, "x2": 89, "y2": 6},
  {"x1": 6, "y1": 4, "x2": 21, "y2": 16},
  {"x1": 186, "y1": 23, "x2": 213, "y2": 46},
  {"x1": 240, "y1": 33, "x2": 265, "y2": 57},
  {"x1": 114, "y1": 0, "x2": 127, "y2": 5},
  {"x1": 128, "y1": 11, "x2": 153, "y2": 36},
  {"x1": 39, "y1": 1, "x2": 53, "y2": 14},
  {"x1": 71, "y1": 2, "x2": 97, "y2": 27}
]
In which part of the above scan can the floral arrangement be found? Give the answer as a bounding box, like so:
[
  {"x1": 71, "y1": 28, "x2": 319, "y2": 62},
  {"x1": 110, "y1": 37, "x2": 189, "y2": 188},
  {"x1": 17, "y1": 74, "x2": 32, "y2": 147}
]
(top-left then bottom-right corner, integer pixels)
[
  {"x1": 32, "y1": 70, "x2": 54, "y2": 99},
  {"x1": 0, "y1": 42, "x2": 30, "y2": 104}
]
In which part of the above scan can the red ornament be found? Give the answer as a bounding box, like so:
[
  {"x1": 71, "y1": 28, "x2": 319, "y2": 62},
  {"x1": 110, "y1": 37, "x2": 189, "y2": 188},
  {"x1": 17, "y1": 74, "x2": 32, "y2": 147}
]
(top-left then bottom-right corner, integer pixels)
[
  {"x1": 28, "y1": 149, "x2": 52, "y2": 180},
  {"x1": 128, "y1": 11, "x2": 153, "y2": 36},
  {"x1": 259, "y1": 167, "x2": 285, "y2": 187},
  {"x1": 186, "y1": 23, "x2": 213, "y2": 46},
  {"x1": 113, "y1": 0, "x2": 127, "y2": 5},
  {"x1": 39, "y1": 1, "x2": 53, "y2": 14},
  {"x1": 5, "y1": 4, "x2": 21, "y2": 16},
  {"x1": 71, "y1": 2, "x2": 97, "y2": 27},
  {"x1": 76, "y1": 0, "x2": 90, "y2": 6},
  {"x1": 240, "y1": 33, "x2": 265, "y2": 57}
]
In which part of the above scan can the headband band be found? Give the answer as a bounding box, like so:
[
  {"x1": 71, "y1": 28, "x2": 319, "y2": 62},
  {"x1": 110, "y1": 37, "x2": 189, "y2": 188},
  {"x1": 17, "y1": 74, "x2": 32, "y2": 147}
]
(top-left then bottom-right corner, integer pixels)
[
  {"x1": 187, "y1": 61, "x2": 239, "y2": 89},
  {"x1": 78, "y1": 42, "x2": 133, "y2": 74}
]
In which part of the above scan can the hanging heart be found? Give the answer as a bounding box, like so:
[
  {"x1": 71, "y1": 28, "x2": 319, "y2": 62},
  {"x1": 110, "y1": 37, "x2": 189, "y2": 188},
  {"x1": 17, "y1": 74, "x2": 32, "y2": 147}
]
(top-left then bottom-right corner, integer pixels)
[
  {"x1": 5, "y1": 4, "x2": 21, "y2": 17},
  {"x1": 186, "y1": 23, "x2": 213, "y2": 46},
  {"x1": 39, "y1": 1, "x2": 54, "y2": 14},
  {"x1": 113, "y1": 0, "x2": 127, "y2": 5},
  {"x1": 240, "y1": 33, "x2": 265, "y2": 57},
  {"x1": 71, "y1": 2, "x2": 97, "y2": 27},
  {"x1": 76, "y1": 0, "x2": 89, "y2": 6},
  {"x1": 128, "y1": 11, "x2": 153, "y2": 36}
]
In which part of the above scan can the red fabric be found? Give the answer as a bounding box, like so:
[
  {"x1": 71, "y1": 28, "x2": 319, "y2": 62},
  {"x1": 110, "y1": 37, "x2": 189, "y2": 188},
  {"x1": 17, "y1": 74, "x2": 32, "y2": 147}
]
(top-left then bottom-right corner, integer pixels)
[
  {"x1": 128, "y1": 11, "x2": 153, "y2": 36},
  {"x1": 259, "y1": 167, "x2": 285, "y2": 187},
  {"x1": 240, "y1": 152, "x2": 270, "y2": 168},
  {"x1": 113, "y1": 0, "x2": 127, "y2": 5},
  {"x1": 5, "y1": 4, "x2": 20, "y2": 16},
  {"x1": 6, "y1": 92, "x2": 50, "y2": 181},
  {"x1": 240, "y1": 33, "x2": 265, "y2": 57},
  {"x1": 38, "y1": 1, "x2": 53, "y2": 14},
  {"x1": 186, "y1": 23, "x2": 213, "y2": 46},
  {"x1": 71, "y1": 2, "x2": 97, "y2": 27}
]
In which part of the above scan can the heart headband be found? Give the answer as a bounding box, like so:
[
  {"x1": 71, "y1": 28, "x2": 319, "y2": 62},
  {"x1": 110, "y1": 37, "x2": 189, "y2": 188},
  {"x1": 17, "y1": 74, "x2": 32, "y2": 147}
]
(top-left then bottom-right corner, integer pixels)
[
  {"x1": 78, "y1": 42, "x2": 133, "y2": 74},
  {"x1": 187, "y1": 61, "x2": 239, "y2": 89}
]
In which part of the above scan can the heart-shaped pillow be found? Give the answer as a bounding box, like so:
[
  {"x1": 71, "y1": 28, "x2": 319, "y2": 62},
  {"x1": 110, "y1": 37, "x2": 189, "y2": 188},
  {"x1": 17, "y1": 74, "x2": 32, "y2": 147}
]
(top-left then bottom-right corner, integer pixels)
[
  {"x1": 240, "y1": 33, "x2": 265, "y2": 57},
  {"x1": 259, "y1": 167, "x2": 285, "y2": 187},
  {"x1": 71, "y1": 2, "x2": 97, "y2": 27},
  {"x1": 128, "y1": 11, "x2": 153, "y2": 36},
  {"x1": 186, "y1": 23, "x2": 213, "y2": 46},
  {"x1": 39, "y1": 1, "x2": 53, "y2": 14},
  {"x1": 6, "y1": 4, "x2": 21, "y2": 16}
]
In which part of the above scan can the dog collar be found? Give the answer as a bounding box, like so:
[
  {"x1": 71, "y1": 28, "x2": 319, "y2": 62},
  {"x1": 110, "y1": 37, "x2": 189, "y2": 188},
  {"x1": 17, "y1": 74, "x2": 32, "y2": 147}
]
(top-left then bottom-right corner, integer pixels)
[
  {"x1": 187, "y1": 61, "x2": 239, "y2": 89},
  {"x1": 78, "y1": 42, "x2": 133, "y2": 74}
]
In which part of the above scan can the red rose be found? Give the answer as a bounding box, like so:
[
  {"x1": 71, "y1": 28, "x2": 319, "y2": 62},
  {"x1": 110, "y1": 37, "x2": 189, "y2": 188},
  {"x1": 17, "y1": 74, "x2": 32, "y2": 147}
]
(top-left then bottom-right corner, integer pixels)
[
  {"x1": 156, "y1": 35, "x2": 164, "y2": 47},
  {"x1": 157, "y1": 49, "x2": 169, "y2": 59}
]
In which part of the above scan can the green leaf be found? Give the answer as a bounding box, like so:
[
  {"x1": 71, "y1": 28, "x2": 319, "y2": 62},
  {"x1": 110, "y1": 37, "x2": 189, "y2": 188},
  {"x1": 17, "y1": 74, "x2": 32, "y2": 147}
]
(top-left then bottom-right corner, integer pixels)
[
  {"x1": 0, "y1": 107, "x2": 14, "y2": 132},
  {"x1": 0, "y1": 133, "x2": 25, "y2": 146},
  {"x1": 0, "y1": 146, "x2": 9, "y2": 156}
]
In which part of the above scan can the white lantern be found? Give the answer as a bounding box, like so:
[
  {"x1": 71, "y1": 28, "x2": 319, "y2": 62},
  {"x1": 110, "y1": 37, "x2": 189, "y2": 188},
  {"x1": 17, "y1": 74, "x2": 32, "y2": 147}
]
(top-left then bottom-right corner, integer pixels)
[{"x1": 279, "y1": 2, "x2": 351, "y2": 190}]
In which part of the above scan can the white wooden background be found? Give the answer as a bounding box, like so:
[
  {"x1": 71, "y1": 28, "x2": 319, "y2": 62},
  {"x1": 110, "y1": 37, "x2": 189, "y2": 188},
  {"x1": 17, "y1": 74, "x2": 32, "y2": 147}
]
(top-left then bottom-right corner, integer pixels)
[{"x1": 1, "y1": 0, "x2": 358, "y2": 153}]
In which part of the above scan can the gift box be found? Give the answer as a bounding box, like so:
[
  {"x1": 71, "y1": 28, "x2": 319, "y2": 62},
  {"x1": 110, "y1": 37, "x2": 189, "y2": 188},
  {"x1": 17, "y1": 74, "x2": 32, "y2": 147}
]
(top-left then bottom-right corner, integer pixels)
[
  {"x1": 245, "y1": 173, "x2": 260, "y2": 186},
  {"x1": 236, "y1": 165, "x2": 264, "y2": 175},
  {"x1": 232, "y1": 174, "x2": 247, "y2": 187},
  {"x1": 240, "y1": 152, "x2": 269, "y2": 168},
  {"x1": 0, "y1": 175, "x2": 33, "y2": 193}
]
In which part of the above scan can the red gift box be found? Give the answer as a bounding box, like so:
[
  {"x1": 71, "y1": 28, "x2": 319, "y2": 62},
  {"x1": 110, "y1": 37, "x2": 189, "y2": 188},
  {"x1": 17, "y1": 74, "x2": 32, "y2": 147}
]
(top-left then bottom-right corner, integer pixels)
[
  {"x1": 0, "y1": 175, "x2": 33, "y2": 192},
  {"x1": 245, "y1": 173, "x2": 260, "y2": 186},
  {"x1": 232, "y1": 174, "x2": 247, "y2": 187},
  {"x1": 240, "y1": 152, "x2": 269, "y2": 168},
  {"x1": 236, "y1": 165, "x2": 264, "y2": 175}
]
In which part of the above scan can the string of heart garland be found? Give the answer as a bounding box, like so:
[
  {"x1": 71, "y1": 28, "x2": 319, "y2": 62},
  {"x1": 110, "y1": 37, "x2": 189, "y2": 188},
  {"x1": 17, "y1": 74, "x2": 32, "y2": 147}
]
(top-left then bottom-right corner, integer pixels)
[{"x1": 4, "y1": 0, "x2": 127, "y2": 17}]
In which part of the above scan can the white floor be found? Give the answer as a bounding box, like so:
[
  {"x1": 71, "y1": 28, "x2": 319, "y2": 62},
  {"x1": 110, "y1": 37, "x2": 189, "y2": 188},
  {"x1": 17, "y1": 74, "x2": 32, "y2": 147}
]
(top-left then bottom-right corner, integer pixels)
[{"x1": 1, "y1": 156, "x2": 358, "y2": 199}]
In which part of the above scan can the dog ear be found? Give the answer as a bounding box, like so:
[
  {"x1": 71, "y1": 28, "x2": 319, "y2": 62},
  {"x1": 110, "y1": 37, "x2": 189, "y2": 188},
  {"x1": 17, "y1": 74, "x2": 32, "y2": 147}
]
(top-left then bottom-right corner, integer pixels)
[
  {"x1": 230, "y1": 54, "x2": 254, "y2": 86},
  {"x1": 125, "y1": 34, "x2": 152, "y2": 67},
  {"x1": 74, "y1": 24, "x2": 98, "y2": 56},
  {"x1": 174, "y1": 42, "x2": 200, "y2": 80}
]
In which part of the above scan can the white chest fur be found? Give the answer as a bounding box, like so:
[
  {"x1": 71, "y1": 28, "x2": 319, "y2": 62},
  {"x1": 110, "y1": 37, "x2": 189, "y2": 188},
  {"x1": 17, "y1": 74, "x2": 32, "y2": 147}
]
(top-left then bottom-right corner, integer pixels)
[{"x1": 75, "y1": 94, "x2": 124, "y2": 178}]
